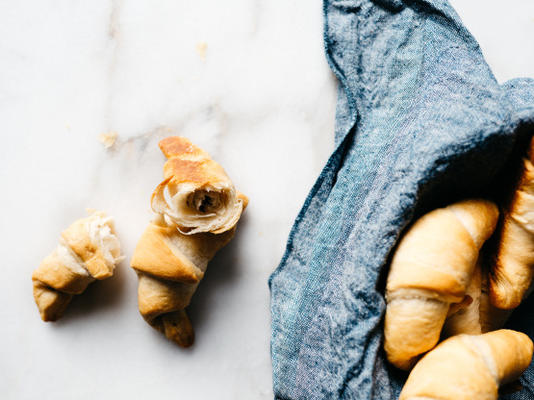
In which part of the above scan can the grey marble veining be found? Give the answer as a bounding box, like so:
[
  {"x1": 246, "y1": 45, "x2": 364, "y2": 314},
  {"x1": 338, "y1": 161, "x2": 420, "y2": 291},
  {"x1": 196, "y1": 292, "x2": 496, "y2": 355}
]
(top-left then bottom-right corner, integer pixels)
[{"x1": 0, "y1": 0, "x2": 532, "y2": 399}]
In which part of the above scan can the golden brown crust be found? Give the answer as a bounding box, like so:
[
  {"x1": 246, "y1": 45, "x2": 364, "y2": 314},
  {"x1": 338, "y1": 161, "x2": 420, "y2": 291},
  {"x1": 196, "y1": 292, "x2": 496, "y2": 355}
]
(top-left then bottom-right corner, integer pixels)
[
  {"x1": 479, "y1": 270, "x2": 512, "y2": 333},
  {"x1": 32, "y1": 253, "x2": 93, "y2": 295},
  {"x1": 484, "y1": 329, "x2": 533, "y2": 384},
  {"x1": 491, "y1": 157, "x2": 534, "y2": 309},
  {"x1": 385, "y1": 199, "x2": 498, "y2": 370},
  {"x1": 162, "y1": 158, "x2": 228, "y2": 185},
  {"x1": 387, "y1": 202, "x2": 498, "y2": 301},
  {"x1": 151, "y1": 136, "x2": 246, "y2": 235},
  {"x1": 399, "y1": 330, "x2": 533, "y2": 400},
  {"x1": 448, "y1": 200, "x2": 500, "y2": 248},
  {"x1": 131, "y1": 223, "x2": 204, "y2": 284},
  {"x1": 159, "y1": 137, "x2": 227, "y2": 184},
  {"x1": 490, "y1": 136, "x2": 534, "y2": 309},
  {"x1": 159, "y1": 136, "x2": 208, "y2": 159}
]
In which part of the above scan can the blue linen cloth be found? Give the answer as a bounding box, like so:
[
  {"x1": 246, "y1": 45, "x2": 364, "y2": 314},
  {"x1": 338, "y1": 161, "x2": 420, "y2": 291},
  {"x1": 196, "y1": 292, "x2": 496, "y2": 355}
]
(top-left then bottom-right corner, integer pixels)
[{"x1": 269, "y1": 0, "x2": 534, "y2": 399}]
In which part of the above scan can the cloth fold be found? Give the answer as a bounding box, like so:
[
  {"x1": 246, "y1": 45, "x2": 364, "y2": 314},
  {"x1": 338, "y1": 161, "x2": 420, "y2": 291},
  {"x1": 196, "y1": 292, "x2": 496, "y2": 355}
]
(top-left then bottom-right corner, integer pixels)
[{"x1": 269, "y1": 0, "x2": 534, "y2": 399}]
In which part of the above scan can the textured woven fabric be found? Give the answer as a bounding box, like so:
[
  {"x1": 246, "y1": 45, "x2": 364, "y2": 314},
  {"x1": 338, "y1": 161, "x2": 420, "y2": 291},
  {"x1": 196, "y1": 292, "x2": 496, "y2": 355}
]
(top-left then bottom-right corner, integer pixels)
[{"x1": 269, "y1": 0, "x2": 534, "y2": 399}]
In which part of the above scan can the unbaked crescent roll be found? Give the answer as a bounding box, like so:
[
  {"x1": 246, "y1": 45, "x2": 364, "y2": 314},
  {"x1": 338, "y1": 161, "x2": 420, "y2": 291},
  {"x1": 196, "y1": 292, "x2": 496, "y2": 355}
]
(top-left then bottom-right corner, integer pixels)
[
  {"x1": 399, "y1": 329, "x2": 533, "y2": 400},
  {"x1": 32, "y1": 211, "x2": 124, "y2": 321},
  {"x1": 131, "y1": 216, "x2": 237, "y2": 347},
  {"x1": 384, "y1": 199, "x2": 499, "y2": 370},
  {"x1": 491, "y1": 137, "x2": 534, "y2": 309},
  {"x1": 151, "y1": 136, "x2": 246, "y2": 235}
]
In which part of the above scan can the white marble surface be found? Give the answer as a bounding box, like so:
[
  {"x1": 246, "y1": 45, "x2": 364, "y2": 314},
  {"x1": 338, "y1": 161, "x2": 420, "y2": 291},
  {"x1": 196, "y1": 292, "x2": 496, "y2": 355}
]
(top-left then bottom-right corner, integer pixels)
[{"x1": 1, "y1": 1, "x2": 533, "y2": 399}]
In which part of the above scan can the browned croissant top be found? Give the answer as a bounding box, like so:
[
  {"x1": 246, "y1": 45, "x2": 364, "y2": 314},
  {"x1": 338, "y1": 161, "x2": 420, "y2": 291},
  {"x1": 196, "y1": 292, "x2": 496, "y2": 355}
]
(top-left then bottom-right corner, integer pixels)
[
  {"x1": 151, "y1": 136, "x2": 247, "y2": 234},
  {"x1": 158, "y1": 137, "x2": 229, "y2": 185}
]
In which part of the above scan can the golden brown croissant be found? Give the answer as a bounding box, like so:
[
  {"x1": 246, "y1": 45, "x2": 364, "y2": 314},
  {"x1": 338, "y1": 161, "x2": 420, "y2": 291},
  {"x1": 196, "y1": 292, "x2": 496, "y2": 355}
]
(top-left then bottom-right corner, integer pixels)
[
  {"x1": 151, "y1": 136, "x2": 246, "y2": 235},
  {"x1": 384, "y1": 199, "x2": 499, "y2": 370},
  {"x1": 32, "y1": 211, "x2": 124, "y2": 321},
  {"x1": 399, "y1": 329, "x2": 533, "y2": 400},
  {"x1": 491, "y1": 137, "x2": 534, "y2": 309},
  {"x1": 131, "y1": 137, "x2": 247, "y2": 346}
]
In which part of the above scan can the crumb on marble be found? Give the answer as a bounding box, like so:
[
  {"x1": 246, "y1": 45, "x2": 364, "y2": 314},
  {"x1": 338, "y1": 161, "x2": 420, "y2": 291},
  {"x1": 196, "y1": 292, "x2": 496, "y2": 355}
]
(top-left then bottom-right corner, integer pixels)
[
  {"x1": 196, "y1": 42, "x2": 208, "y2": 61},
  {"x1": 99, "y1": 131, "x2": 118, "y2": 149}
]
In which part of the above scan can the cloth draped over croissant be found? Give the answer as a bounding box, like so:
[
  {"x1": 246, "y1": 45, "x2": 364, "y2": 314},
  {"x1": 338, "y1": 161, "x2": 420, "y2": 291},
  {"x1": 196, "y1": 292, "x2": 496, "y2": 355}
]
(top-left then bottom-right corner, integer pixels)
[{"x1": 269, "y1": 0, "x2": 534, "y2": 399}]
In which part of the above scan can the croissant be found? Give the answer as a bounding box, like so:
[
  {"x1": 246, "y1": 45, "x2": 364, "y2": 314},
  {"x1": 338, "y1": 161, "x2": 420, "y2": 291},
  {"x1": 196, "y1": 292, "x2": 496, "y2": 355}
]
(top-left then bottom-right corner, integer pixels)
[
  {"x1": 399, "y1": 329, "x2": 533, "y2": 400},
  {"x1": 131, "y1": 137, "x2": 248, "y2": 346},
  {"x1": 151, "y1": 136, "x2": 246, "y2": 235},
  {"x1": 32, "y1": 211, "x2": 124, "y2": 321},
  {"x1": 384, "y1": 199, "x2": 499, "y2": 370},
  {"x1": 491, "y1": 137, "x2": 534, "y2": 309}
]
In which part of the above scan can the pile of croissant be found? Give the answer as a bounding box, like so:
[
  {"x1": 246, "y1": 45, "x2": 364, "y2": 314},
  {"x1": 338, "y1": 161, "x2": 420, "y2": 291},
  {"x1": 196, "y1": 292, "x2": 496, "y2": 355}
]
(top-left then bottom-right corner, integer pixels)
[{"x1": 386, "y1": 139, "x2": 534, "y2": 399}]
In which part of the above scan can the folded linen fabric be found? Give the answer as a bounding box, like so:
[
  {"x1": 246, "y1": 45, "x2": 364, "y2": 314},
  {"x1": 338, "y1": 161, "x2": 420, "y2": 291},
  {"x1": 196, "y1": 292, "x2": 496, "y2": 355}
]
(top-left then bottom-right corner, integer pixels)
[{"x1": 269, "y1": 0, "x2": 534, "y2": 399}]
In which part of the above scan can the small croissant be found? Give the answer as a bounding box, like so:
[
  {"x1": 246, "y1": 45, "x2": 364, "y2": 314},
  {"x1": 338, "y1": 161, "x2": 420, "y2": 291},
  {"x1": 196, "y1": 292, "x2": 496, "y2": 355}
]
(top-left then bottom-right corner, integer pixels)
[
  {"x1": 400, "y1": 329, "x2": 533, "y2": 400},
  {"x1": 491, "y1": 136, "x2": 534, "y2": 309},
  {"x1": 32, "y1": 211, "x2": 124, "y2": 321},
  {"x1": 131, "y1": 137, "x2": 247, "y2": 346},
  {"x1": 384, "y1": 199, "x2": 499, "y2": 370}
]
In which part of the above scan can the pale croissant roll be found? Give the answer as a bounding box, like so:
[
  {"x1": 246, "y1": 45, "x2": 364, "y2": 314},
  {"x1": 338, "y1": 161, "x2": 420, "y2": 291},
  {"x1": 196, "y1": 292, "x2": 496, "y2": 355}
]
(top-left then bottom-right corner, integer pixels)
[
  {"x1": 131, "y1": 216, "x2": 237, "y2": 347},
  {"x1": 399, "y1": 329, "x2": 533, "y2": 400},
  {"x1": 32, "y1": 211, "x2": 124, "y2": 321},
  {"x1": 384, "y1": 199, "x2": 499, "y2": 370},
  {"x1": 491, "y1": 137, "x2": 534, "y2": 309},
  {"x1": 151, "y1": 136, "x2": 246, "y2": 235}
]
